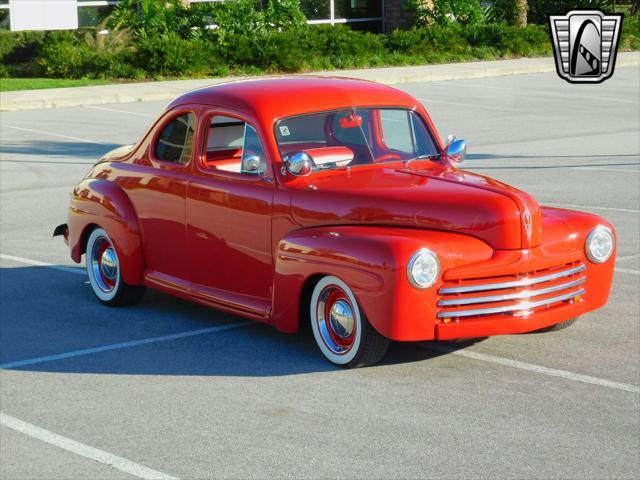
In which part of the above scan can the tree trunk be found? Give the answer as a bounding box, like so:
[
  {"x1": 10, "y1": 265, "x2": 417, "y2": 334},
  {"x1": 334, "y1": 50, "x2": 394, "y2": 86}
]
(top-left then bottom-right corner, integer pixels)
[
  {"x1": 631, "y1": 1, "x2": 640, "y2": 16},
  {"x1": 515, "y1": 0, "x2": 527, "y2": 27}
]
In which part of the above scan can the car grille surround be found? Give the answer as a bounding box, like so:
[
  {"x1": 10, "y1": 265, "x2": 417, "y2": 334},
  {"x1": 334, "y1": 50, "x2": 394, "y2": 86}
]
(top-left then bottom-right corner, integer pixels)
[{"x1": 437, "y1": 262, "x2": 586, "y2": 321}]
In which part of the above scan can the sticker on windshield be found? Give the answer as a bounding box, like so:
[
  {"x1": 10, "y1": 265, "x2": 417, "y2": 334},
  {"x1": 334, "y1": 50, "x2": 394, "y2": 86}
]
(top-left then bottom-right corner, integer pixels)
[{"x1": 279, "y1": 126, "x2": 290, "y2": 136}]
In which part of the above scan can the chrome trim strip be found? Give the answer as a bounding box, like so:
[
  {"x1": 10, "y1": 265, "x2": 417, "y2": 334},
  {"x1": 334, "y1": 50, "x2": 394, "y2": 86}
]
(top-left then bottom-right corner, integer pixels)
[
  {"x1": 438, "y1": 277, "x2": 586, "y2": 307},
  {"x1": 437, "y1": 288, "x2": 585, "y2": 318},
  {"x1": 439, "y1": 264, "x2": 586, "y2": 294}
]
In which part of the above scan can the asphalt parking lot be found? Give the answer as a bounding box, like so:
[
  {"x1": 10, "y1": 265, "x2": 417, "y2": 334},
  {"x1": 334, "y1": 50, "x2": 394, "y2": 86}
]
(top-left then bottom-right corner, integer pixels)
[{"x1": 1, "y1": 67, "x2": 639, "y2": 479}]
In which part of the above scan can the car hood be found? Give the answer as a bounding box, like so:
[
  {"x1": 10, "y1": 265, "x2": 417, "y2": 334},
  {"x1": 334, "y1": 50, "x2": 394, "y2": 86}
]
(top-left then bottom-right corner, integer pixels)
[{"x1": 289, "y1": 164, "x2": 542, "y2": 250}]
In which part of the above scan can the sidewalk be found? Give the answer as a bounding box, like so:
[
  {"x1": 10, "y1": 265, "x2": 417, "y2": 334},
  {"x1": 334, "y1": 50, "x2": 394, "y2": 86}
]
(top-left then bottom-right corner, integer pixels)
[{"x1": 1, "y1": 52, "x2": 638, "y2": 111}]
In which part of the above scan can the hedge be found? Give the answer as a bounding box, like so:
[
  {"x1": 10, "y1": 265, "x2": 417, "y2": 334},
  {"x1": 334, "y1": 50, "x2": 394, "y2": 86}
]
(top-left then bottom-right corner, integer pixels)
[{"x1": 1, "y1": 14, "x2": 638, "y2": 80}]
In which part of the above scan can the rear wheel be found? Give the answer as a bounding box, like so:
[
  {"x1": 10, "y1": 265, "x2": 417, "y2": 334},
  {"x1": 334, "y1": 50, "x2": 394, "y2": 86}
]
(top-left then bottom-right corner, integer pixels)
[
  {"x1": 86, "y1": 228, "x2": 145, "y2": 306},
  {"x1": 536, "y1": 317, "x2": 577, "y2": 332},
  {"x1": 310, "y1": 276, "x2": 389, "y2": 368}
]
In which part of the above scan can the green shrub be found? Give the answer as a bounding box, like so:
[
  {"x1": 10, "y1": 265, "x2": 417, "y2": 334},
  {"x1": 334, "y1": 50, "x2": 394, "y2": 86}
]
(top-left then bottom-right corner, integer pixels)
[
  {"x1": 135, "y1": 33, "x2": 221, "y2": 77},
  {"x1": 410, "y1": 0, "x2": 486, "y2": 27},
  {"x1": 0, "y1": 31, "x2": 47, "y2": 69},
  {"x1": 621, "y1": 14, "x2": 640, "y2": 51},
  {"x1": 108, "y1": 0, "x2": 196, "y2": 38},
  {"x1": 37, "y1": 31, "x2": 87, "y2": 78},
  {"x1": 265, "y1": 0, "x2": 307, "y2": 30}
]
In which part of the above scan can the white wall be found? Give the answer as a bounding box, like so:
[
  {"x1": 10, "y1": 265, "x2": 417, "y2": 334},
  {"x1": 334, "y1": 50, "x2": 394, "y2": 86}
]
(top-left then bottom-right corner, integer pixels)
[{"x1": 10, "y1": 0, "x2": 78, "y2": 31}]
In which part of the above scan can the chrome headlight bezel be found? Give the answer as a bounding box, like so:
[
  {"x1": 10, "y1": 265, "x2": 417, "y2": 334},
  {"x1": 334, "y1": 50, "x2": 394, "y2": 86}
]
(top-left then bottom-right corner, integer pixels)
[
  {"x1": 585, "y1": 225, "x2": 615, "y2": 264},
  {"x1": 407, "y1": 248, "x2": 440, "y2": 289}
]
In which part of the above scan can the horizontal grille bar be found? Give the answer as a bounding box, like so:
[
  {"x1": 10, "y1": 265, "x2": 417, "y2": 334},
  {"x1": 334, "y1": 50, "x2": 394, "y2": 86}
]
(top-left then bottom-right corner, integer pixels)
[
  {"x1": 439, "y1": 264, "x2": 586, "y2": 294},
  {"x1": 437, "y1": 288, "x2": 585, "y2": 318},
  {"x1": 438, "y1": 277, "x2": 586, "y2": 307}
]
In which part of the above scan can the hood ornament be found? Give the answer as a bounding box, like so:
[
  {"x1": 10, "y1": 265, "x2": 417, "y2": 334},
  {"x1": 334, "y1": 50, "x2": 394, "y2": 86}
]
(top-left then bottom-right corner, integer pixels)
[{"x1": 522, "y1": 207, "x2": 533, "y2": 244}]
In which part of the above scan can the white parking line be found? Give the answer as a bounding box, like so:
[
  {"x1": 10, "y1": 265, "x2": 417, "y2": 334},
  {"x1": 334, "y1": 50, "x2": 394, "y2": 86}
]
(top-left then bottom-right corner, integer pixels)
[
  {"x1": 0, "y1": 413, "x2": 178, "y2": 480},
  {"x1": 573, "y1": 166, "x2": 640, "y2": 173},
  {"x1": 0, "y1": 254, "x2": 85, "y2": 276},
  {"x1": 85, "y1": 105, "x2": 155, "y2": 117},
  {"x1": 0, "y1": 322, "x2": 253, "y2": 369},
  {"x1": 427, "y1": 344, "x2": 640, "y2": 394},
  {"x1": 442, "y1": 81, "x2": 639, "y2": 105},
  {"x1": 544, "y1": 202, "x2": 640, "y2": 214},
  {"x1": 616, "y1": 268, "x2": 640, "y2": 276},
  {"x1": 418, "y1": 97, "x2": 517, "y2": 113},
  {"x1": 617, "y1": 254, "x2": 640, "y2": 263},
  {"x1": 3, "y1": 125, "x2": 100, "y2": 144}
]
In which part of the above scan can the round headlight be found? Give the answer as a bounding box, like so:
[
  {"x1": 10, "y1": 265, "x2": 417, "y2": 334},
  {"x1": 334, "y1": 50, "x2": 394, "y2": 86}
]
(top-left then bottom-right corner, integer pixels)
[
  {"x1": 407, "y1": 249, "x2": 440, "y2": 289},
  {"x1": 585, "y1": 225, "x2": 614, "y2": 264}
]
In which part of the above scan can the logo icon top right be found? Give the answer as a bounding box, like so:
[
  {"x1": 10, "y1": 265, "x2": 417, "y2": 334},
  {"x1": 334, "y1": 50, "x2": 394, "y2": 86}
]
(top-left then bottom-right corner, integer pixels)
[{"x1": 549, "y1": 10, "x2": 623, "y2": 84}]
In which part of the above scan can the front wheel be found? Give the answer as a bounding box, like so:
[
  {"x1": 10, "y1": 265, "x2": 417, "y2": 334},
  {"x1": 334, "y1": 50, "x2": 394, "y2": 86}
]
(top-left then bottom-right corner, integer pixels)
[
  {"x1": 86, "y1": 228, "x2": 145, "y2": 307},
  {"x1": 536, "y1": 317, "x2": 578, "y2": 333},
  {"x1": 310, "y1": 276, "x2": 389, "y2": 368}
]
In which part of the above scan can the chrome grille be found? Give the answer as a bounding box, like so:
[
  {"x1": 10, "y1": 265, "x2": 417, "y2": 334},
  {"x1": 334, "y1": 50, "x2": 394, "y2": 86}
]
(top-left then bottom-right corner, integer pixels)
[{"x1": 437, "y1": 262, "x2": 586, "y2": 320}]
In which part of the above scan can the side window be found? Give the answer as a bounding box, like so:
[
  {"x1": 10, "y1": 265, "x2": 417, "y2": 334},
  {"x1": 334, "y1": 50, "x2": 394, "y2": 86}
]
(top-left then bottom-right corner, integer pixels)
[
  {"x1": 203, "y1": 115, "x2": 267, "y2": 176},
  {"x1": 242, "y1": 124, "x2": 266, "y2": 175},
  {"x1": 155, "y1": 113, "x2": 195, "y2": 164},
  {"x1": 380, "y1": 110, "x2": 415, "y2": 153}
]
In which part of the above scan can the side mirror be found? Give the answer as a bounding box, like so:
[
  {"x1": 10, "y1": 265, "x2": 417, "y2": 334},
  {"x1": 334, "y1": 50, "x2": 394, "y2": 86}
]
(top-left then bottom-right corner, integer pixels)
[
  {"x1": 242, "y1": 154, "x2": 263, "y2": 174},
  {"x1": 445, "y1": 138, "x2": 466, "y2": 164},
  {"x1": 283, "y1": 151, "x2": 314, "y2": 176}
]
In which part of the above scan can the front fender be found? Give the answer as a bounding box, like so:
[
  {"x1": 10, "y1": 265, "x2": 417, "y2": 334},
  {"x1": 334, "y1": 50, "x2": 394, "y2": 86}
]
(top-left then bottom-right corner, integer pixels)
[
  {"x1": 271, "y1": 226, "x2": 493, "y2": 340},
  {"x1": 68, "y1": 179, "x2": 144, "y2": 285}
]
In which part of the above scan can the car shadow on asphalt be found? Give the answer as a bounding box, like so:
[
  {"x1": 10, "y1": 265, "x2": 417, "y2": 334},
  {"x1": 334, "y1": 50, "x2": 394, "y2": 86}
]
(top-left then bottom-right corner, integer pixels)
[
  {"x1": 0, "y1": 266, "x2": 477, "y2": 377},
  {"x1": 0, "y1": 140, "x2": 120, "y2": 160}
]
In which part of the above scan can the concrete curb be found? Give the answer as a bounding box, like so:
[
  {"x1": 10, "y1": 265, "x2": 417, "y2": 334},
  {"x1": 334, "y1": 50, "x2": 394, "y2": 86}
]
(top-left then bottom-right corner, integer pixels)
[{"x1": 1, "y1": 52, "x2": 638, "y2": 111}]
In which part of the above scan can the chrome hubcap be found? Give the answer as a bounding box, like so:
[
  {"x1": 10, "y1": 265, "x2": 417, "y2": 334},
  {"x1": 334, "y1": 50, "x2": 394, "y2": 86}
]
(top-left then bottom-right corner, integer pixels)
[
  {"x1": 316, "y1": 286, "x2": 357, "y2": 355},
  {"x1": 329, "y1": 299, "x2": 355, "y2": 339},
  {"x1": 90, "y1": 236, "x2": 118, "y2": 293},
  {"x1": 100, "y1": 248, "x2": 117, "y2": 281}
]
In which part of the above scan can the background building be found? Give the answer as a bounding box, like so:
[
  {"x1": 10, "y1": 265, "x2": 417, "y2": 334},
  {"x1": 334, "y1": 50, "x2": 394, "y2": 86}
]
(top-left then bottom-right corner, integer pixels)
[{"x1": 0, "y1": 0, "x2": 413, "y2": 33}]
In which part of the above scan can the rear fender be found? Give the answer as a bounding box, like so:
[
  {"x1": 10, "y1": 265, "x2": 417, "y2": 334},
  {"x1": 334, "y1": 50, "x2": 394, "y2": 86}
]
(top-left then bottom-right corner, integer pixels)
[
  {"x1": 271, "y1": 226, "x2": 493, "y2": 340},
  {"x1": 68, "y1": 179, "x2": 144, "y2": 285}
]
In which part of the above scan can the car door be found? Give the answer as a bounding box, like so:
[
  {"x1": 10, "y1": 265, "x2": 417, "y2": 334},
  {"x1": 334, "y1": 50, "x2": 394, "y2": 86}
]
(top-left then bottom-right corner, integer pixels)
[
  {"x1": 123, "y1": 108, "x2": 197, "y2": 290},
  {"x1": 186, "y1": 110, "x2": 275, "y2": 319}
]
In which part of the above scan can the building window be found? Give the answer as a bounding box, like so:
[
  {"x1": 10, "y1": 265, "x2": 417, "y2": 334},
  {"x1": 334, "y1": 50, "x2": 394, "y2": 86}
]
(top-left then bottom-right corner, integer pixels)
[
  {"x1": 301, "y1": 0, "x2": 330, "y2": 20},
  {"x1": 302, "y1": 0, "x2": 382, "y2": 31},
  {"x1": 0, "y1": 0, "x2": 10, "y2": 31},
  {"x1": 2, "y1": 0, "x2": 383, "y2": 33},
  {"x1": 77, "y1": 1, "x2": 116, "y2": 27}
]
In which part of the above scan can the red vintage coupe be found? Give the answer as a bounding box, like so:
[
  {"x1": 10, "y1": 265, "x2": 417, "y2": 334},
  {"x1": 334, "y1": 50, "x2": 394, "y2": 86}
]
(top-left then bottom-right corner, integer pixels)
[{"x1": 55, "y1": 77, "x2": 616, "y2": 367}]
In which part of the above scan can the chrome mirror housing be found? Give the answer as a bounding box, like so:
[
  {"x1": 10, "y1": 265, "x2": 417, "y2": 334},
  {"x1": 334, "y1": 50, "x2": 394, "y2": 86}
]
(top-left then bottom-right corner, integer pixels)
[
  {"x1": 445, "y1": 138, "x2": 466, "y2": 164},
  {"x1": 283, "y1": 151, "x2": 314, "y2": 176},
  {"x1": 242, "y1": 154, "x2": 262, "y2": 174}
]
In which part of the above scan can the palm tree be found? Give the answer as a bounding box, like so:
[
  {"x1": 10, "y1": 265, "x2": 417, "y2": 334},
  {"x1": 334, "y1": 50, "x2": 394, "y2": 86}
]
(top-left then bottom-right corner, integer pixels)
[{"x1": 515, "y1": 0, "x2": 527, "y2": 27}]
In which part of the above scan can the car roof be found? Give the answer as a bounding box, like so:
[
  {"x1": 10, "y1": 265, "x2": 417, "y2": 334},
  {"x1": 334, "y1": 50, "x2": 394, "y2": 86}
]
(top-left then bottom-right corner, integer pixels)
[{"x1": 166, "y1": 76, "x2": 421, "y2": 123}]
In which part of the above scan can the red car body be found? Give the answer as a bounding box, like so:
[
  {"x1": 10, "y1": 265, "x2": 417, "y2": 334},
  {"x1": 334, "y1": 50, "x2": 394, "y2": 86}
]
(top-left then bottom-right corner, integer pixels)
[{"x1": 60, "y1": 77, "x2": 615, "y2": 358}]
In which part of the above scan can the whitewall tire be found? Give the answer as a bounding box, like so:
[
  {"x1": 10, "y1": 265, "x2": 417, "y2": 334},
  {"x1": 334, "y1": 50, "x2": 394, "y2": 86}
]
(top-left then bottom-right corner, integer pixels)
[
  {"x1": 310, "y1": 275, "x2": 389, "y2": 367},
  {"x1": 85, "y1": 228, "x2": 145, "y2": 306}
]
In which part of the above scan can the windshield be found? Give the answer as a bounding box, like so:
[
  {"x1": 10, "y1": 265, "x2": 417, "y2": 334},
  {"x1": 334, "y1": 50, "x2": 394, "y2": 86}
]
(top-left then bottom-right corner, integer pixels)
[{"x1": 275, "y1": 108, "x2": 440, "y2": 172}]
